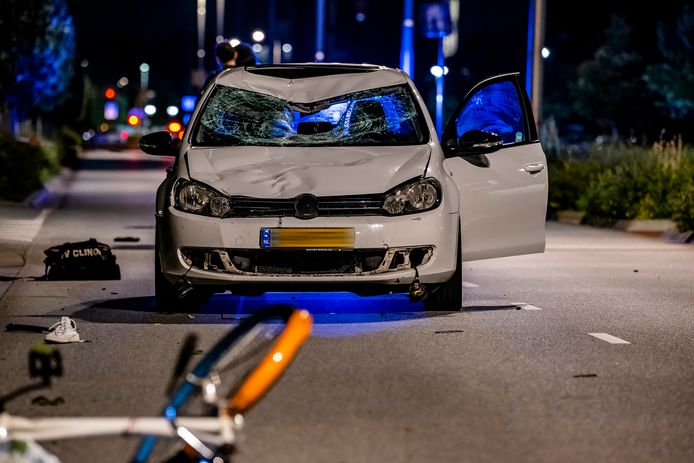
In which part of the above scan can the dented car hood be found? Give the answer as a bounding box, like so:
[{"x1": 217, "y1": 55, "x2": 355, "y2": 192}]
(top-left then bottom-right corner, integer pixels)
[{"x1": 186, "y1": 145, "x2": 431, "y2": 198}]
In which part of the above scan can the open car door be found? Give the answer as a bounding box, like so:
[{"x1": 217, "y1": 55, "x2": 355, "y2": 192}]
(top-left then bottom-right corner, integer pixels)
[{"x1": 442, "y1": 73, "x2": 548, "y2": 262}]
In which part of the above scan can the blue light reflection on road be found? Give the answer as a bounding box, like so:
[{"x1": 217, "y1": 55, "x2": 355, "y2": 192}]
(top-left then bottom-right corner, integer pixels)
[{"x1": 214, "y1": 292, "x2": 431, "y2": 337}]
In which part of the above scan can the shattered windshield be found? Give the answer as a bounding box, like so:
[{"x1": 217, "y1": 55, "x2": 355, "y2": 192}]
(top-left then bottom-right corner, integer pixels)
[{"x1": 192, "y1": 84, "x2": 427, "y2": 146}]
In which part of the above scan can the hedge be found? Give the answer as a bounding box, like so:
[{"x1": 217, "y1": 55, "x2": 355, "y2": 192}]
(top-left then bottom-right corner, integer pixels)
[
  {"x1": 0, "y1": 136, "x2": 60, "y2": 202},
  {"x1": 548, "y1": 139, "x2": 694, "y2": 233}
]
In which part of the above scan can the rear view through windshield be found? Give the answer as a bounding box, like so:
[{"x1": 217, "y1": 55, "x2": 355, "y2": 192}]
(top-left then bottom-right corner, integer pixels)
[{"x1": 192, "y1": 84, "x2": 427, "y2": 146}]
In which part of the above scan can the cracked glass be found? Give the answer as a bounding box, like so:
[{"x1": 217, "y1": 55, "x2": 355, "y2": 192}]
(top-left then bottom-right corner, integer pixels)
[{"x1": 192, "y1": 84, "x2": 427, "y2": 146}]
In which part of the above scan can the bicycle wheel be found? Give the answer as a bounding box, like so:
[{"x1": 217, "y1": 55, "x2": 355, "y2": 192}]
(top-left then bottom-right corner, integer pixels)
[{"x1": 131, "y1": 304, "x2": 312, "y2": 463}]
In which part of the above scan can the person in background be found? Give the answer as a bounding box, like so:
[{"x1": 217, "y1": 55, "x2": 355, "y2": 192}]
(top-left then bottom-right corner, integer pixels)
[
  {"x1": 200, "y1": 41, "x2": 257, "y2": 92},
  {"x1": 233, "y1": 42, "x2": 257, "y2": 67}
]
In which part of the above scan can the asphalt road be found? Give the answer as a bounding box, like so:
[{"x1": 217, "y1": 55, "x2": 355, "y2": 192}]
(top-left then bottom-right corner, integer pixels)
[{"x1": 1, "y1": 149, "x2": 693, "y2": 463}]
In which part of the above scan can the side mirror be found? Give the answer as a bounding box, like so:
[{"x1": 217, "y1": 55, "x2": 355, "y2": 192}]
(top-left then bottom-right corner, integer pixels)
[
  {"x1": 458, "y1": 130, "x2": 503, "y2": 155},
  {"x1": 140, "y1": 131, "x2": 180, "y2": 156}
]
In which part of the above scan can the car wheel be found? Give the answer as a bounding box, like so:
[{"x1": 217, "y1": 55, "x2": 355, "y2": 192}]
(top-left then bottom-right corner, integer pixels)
[
  {"x1": 423, "y1": 236, "x2": 462, "y2": 311},
  {"x1": 154, "y1": 232, "x2": 213, "y2": 311}
]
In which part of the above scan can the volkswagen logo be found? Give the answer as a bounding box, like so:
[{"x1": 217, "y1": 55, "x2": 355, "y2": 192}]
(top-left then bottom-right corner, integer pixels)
[{"x1": 294, "y1": 194, "x2": 319, "y2": 219}]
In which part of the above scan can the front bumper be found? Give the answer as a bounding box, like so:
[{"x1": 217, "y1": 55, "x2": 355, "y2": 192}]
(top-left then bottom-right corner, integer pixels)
[{"x1": 158, "y1": 204, "x2": 458, "y2": 288}]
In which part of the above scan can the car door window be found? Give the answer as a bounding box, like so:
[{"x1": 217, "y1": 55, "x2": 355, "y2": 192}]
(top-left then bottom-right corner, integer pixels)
[{"x1": 454, "y1": 80, "x2": 526, "y2": 144}]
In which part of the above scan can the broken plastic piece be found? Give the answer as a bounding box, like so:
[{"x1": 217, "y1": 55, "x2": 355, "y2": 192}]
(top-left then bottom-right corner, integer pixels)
[{"x1": 31, "y1": 395, "x2": 65, "y2": 406}]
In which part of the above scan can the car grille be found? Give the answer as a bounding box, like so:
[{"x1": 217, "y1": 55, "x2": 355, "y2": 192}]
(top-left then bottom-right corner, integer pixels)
[
  {"x1": 180, "y1": 246, "x2": 433, "y2": 276},
  {"x1": 228, "y1": 195, "x2": 384, "y2": 217},
  {"x1": 230, "y1": 249, "x2": 386, "y2": 274}
]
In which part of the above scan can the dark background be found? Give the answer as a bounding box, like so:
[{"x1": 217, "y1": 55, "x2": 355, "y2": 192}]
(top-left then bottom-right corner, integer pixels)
[{"x1": 64, "y1": 0, "x2": 690, "y2": 134}]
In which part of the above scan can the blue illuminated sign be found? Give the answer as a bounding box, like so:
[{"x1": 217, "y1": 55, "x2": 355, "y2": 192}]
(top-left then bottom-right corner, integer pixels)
[
  {"x1": 182, "y1": 113, "x2": 191, "y2": 125},
  {"x1": 181, "y1": 96, "x2": 197, "y2": 112},
  {"x1": 104, "y1": 102, "x2": 119, "y2": 120},
  {"x1": 419, "y1": 3, "x2": 452, "y2": 38}
]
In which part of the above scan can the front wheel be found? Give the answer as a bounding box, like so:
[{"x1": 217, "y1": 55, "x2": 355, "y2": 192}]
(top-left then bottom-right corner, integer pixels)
[
  {"x1": 154, "y1": 232, "x2": 212, "y2": 311},
  {"x1": 423, "y1": 237, "x2": 462, "y2": 311}
]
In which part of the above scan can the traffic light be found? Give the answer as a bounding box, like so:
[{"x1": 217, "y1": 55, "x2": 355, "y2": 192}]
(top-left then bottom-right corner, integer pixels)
[
  {"x1": 105, "y1": 87, "x2": 116, "y2": 99},
  {"x1": 128, "y1": 115, "x2": 140, "y2": 126},
  {"x1": 168, "y1": 121, "x2": 182, "y2": 133}
]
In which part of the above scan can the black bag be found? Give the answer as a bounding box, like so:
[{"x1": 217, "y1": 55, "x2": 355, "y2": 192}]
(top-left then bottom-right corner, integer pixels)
[{"x1": 43, "y1": 238, "x2": 121, "y2": 280}]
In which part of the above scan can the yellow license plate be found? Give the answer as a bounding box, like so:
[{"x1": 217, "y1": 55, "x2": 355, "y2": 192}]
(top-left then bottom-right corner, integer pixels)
[{"x1": 260, "y1": 228, "x2": 355, "y2": 249}]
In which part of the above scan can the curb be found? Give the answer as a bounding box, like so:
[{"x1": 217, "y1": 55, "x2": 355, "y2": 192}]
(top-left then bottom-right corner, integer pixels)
[
  {"x1": 614, "y1": 219, "x2": 677, "y2": 233},
  {"x1": 553, "y1": 213, "x2": 693, "y2": 244}
]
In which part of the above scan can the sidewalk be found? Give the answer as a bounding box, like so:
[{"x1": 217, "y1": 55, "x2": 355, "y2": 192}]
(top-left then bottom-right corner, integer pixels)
[{"x1": 0, "y1": 168, "x2": 74, "y2": 298}]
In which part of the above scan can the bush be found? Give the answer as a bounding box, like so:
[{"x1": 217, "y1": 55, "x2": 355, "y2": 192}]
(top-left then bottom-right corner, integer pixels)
[
  {"x1": 581, "y1": 148, "x2": 679, "y2": 221},
  {"x1": 0, "y1": 136, "x2": 60, "y2": 201},
  {"x1": 548, "y1": 141, "x2": 694, "y2": 232},
  {"x1": 547, "y1": 157, "x2": 602, "y2": 217}
]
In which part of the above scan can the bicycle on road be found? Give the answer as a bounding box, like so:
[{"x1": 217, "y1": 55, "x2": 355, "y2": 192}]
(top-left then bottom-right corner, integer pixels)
[{"x1": 0, "y1": 304, "x2": 312, "y2": 463}]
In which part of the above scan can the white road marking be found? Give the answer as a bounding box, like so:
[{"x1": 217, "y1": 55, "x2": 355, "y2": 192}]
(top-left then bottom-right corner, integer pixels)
[
  {"x1": 588, "y1": 333, "x2": 631, "y2": 344},
  {"x1": 513, "y1": 303, "x2": 542, "y2": 311},
  {"x1": 0, "y1": 209, "x2": 50, "y2": 242},
  {"x1": 462, "y1": 281, "x2": 479, "y2": 288},
  {"x1": 522, "y1": 304, "x2": 542, "y2": 311}
]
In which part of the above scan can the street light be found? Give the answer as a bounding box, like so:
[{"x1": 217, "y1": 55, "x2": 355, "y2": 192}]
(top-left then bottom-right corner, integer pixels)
[
  {"x1": 252, "y1": 30, "x2": 265, "y2": 42},
  {"x1": 139, "y1": 63, "x2": 150, "y2": 90}
]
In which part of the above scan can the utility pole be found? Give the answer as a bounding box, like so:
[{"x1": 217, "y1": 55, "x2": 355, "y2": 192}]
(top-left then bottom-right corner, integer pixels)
[
  {"x1": 525, "y1": 0, "x2": 546, "y2": 126},
  {"x1": 315, "y1": 0, "x2": 326, "y2": 61},
  {"x1": 399, "y1": 0, "x2": 415, "y2": 78},
  {"x1": 435, "y1": 38, "x2": 444, "y2": 137},
  {"x1": 216, "y1": 0, "x2": 225, "y2": 40}
]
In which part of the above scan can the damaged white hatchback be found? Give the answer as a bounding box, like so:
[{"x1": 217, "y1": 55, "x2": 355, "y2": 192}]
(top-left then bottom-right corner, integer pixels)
[{"x1": 140, "y1": 64, "x2": 548, "y2": 310}]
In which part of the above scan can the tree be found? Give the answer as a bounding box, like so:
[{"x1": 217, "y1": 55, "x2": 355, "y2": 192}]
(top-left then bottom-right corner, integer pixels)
[
  {"x1": 0, "y1": 0, "x2": 75, "y2": 135},
  {"x1": 643, "y1": 4, "x2": 694, "y2": 121},
  {"x1": 570, "y1": 15, "x2": 649, "y2": 137}
]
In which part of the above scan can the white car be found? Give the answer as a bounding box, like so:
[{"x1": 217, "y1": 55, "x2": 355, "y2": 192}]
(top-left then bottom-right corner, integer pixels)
[{"x1": 140, "y1": 64, "x2": 548, "y2": 310}]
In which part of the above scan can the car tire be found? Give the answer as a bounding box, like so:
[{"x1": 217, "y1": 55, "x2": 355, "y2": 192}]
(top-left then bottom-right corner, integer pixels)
[
  {"x1": 423, "y1": 234, "x2": 462, "y2": 311},
  {"x1": 154, "y1": 232, "x2": 213, "y2": 312}
]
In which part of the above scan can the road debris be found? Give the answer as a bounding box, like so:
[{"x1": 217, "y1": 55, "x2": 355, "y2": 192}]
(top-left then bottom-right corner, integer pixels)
[
  {"x1": 45, "y1": 317, "x2": 85, "y2": 344},
  {"x1": 42, "y1": 238, "x2": 120, "y2": 280},
  {"x1": 5, "y1": 323, "x2": 49, "y2": 333},
  {"x1": 31, "y1": 395, "x2": 65, "y2": 406},
  {"x1": 113, "y1": 236, "x2": 140, "y2": 242}
]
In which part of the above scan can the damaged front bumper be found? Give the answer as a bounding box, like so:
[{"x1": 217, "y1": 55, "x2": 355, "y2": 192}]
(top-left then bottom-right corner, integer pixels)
[{"x1": 158, "y1": 205, "x2": 458, "y2": 288}]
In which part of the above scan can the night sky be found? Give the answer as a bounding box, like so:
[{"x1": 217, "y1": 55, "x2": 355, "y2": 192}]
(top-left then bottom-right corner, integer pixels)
[{"x1": 65, "y1": 0, "x2": 690, "y2": 118}]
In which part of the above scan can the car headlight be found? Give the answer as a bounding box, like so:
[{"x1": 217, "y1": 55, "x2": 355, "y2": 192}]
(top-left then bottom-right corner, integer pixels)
[
  {"x1": 175, "y1": 180, "x2": 231, "y2": 217},
  {"x1": 382, "y1": 178, "x2": 441, "y2": 215}
]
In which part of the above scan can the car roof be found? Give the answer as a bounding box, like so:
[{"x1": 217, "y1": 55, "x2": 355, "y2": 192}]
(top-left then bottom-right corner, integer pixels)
[{"x1": 214, "y1": 63, "x2": 410, "y2": 103}]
